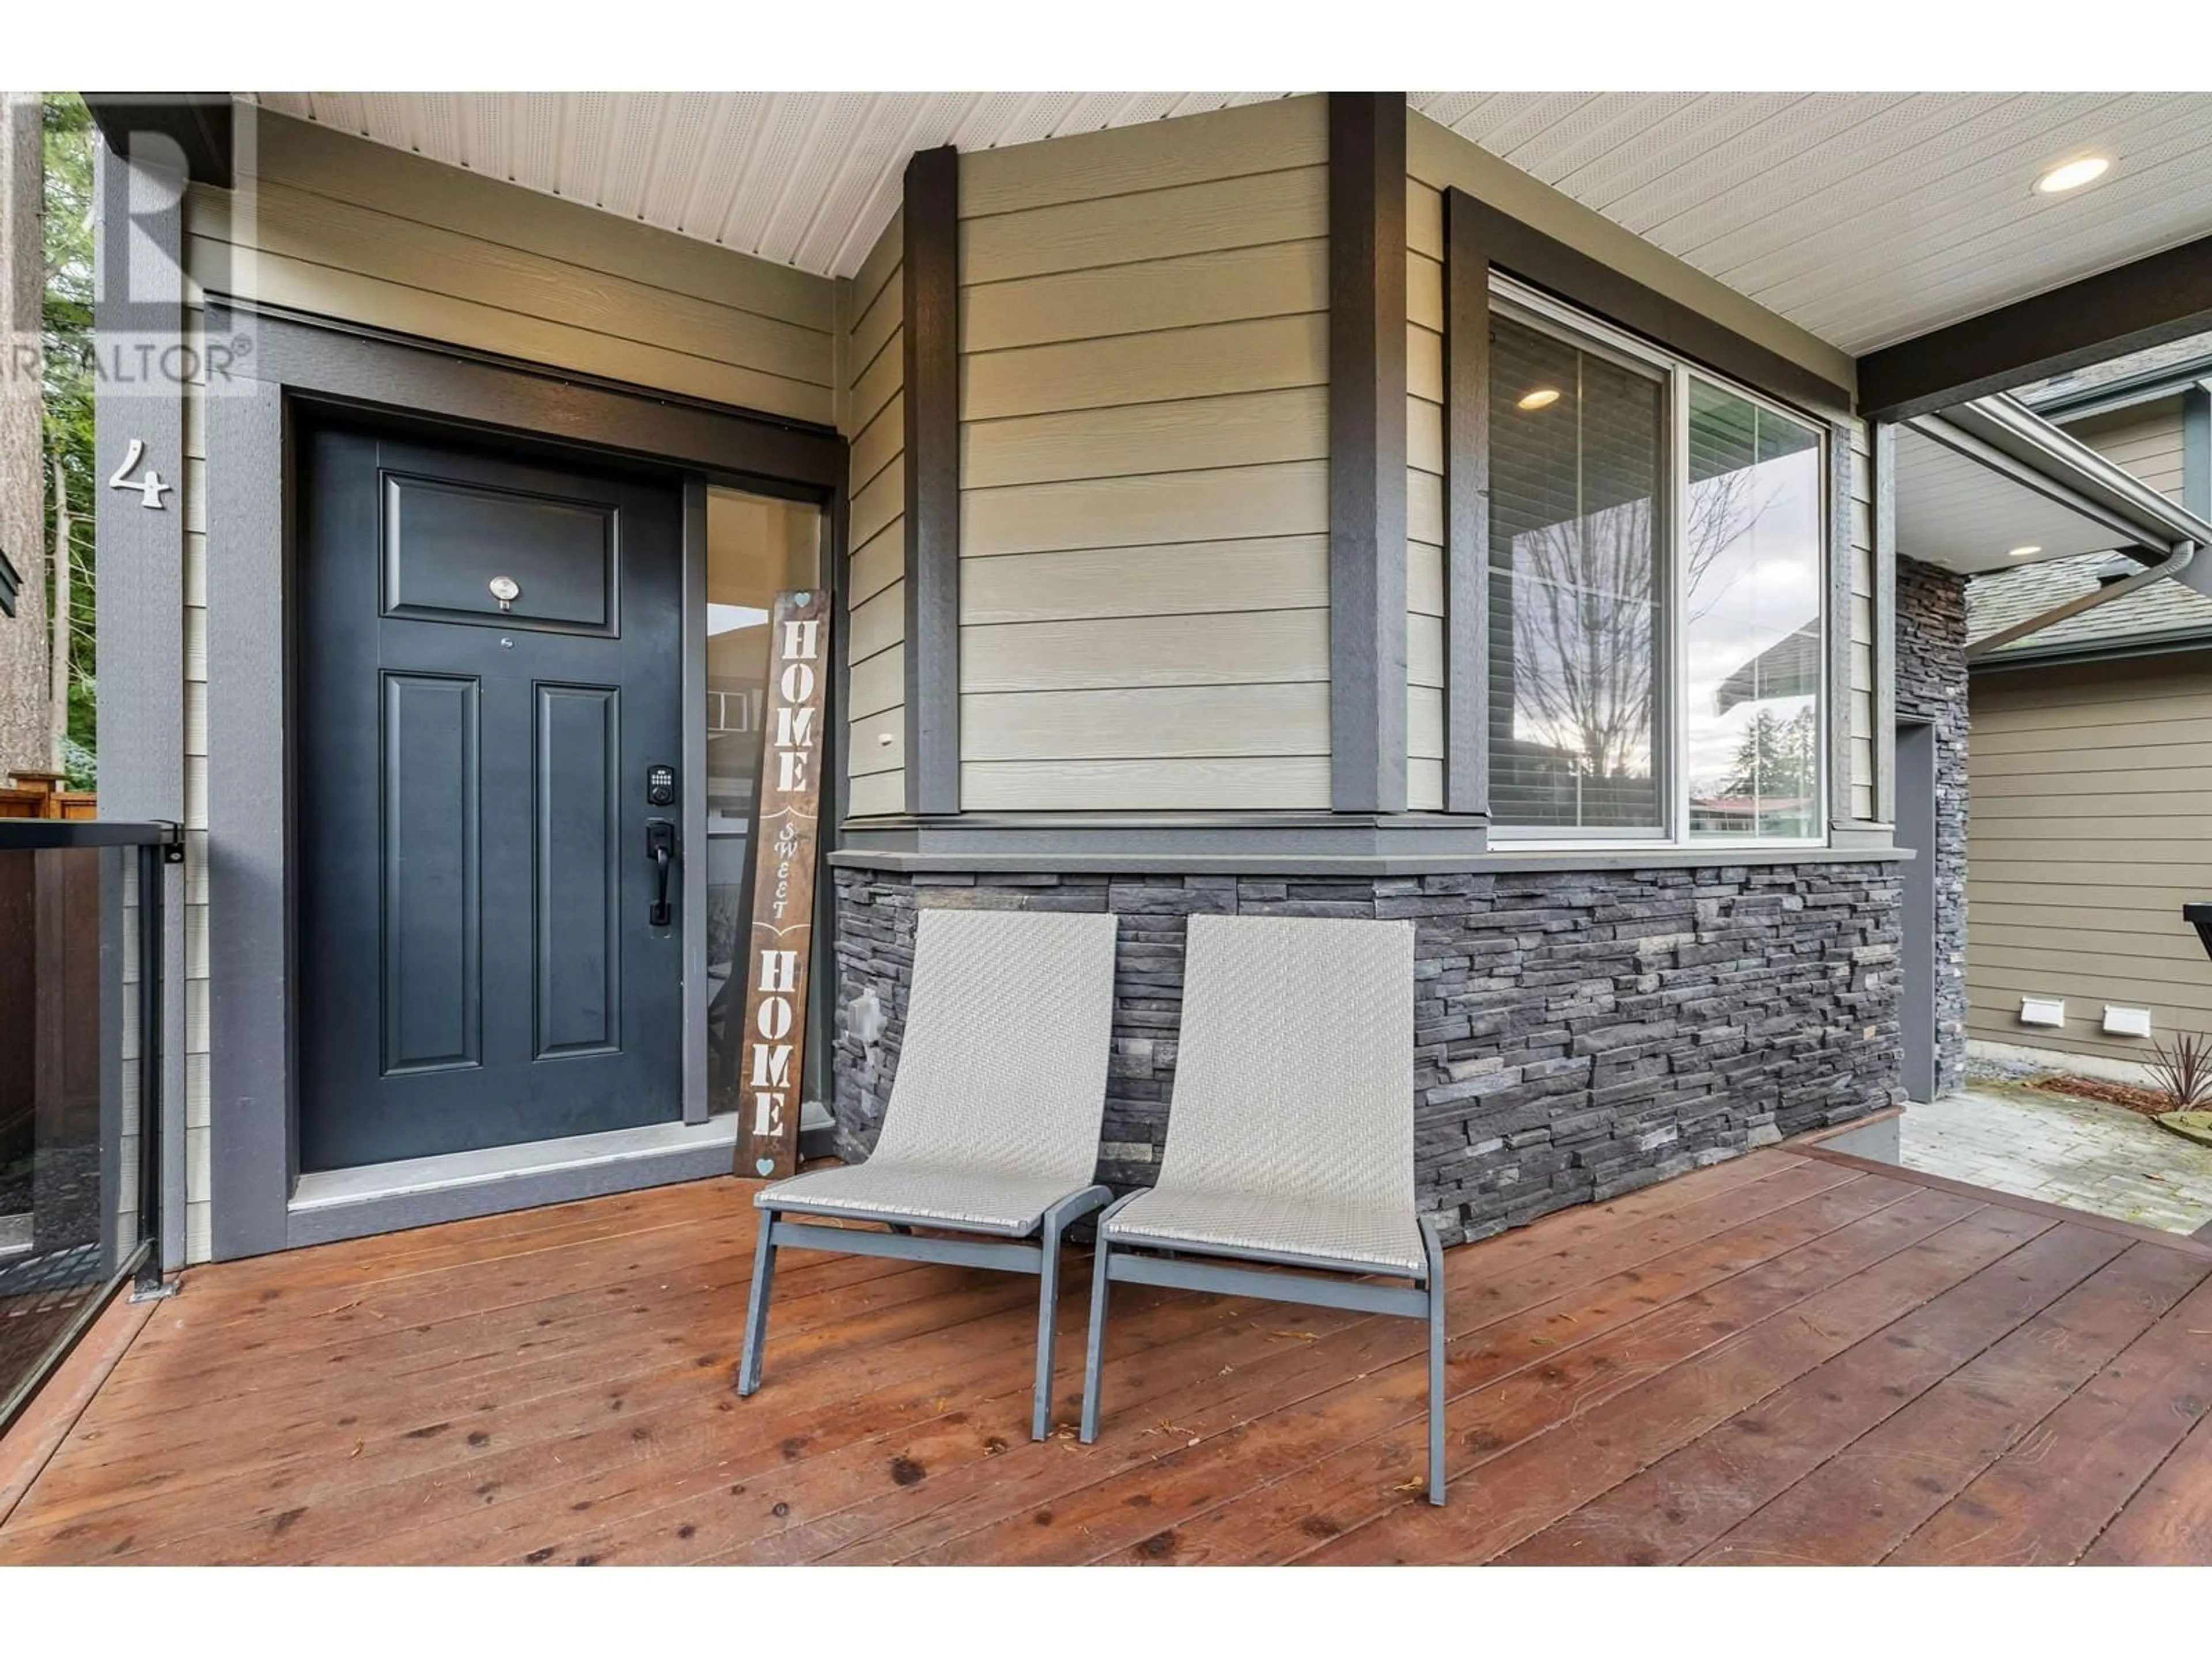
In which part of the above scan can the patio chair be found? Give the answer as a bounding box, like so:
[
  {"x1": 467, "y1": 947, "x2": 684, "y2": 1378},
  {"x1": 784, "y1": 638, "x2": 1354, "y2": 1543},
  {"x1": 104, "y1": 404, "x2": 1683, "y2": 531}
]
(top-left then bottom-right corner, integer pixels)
[
  {"x1": 1078, "y1": 913, "x2": 1449, "y2": 1503},
  {"x1": 737, "y1": 907, "x2": 1118, "y2": 1441}
]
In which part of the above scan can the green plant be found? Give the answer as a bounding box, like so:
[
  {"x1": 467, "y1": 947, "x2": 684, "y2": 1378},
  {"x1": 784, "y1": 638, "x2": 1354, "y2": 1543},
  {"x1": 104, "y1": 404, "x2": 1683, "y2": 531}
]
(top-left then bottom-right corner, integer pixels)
[{"x1": 2145, "y1": 1031, "x2": 2212, "y2": 1111}]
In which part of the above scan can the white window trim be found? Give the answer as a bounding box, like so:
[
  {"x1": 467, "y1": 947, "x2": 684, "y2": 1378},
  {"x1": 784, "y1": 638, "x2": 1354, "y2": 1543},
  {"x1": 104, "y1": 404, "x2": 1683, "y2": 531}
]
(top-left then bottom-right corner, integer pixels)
[{"x1": 1487, "y1": 276, "x2": 1830, "y2": 852}]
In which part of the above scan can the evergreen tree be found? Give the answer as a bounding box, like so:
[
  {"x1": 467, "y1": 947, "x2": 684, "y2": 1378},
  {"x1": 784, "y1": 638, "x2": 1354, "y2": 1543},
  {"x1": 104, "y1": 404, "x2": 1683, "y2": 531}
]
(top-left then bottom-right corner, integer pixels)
[{"x1": 43, "y1": 92, "x2": 95, "y2": 786}]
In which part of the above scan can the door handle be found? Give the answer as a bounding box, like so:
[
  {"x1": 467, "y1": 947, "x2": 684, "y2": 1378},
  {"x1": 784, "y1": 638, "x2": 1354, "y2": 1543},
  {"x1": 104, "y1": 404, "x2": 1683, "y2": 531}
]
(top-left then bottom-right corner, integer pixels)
[{"x1": 645, "y1": 818, "x2": 677, "y2": 927}]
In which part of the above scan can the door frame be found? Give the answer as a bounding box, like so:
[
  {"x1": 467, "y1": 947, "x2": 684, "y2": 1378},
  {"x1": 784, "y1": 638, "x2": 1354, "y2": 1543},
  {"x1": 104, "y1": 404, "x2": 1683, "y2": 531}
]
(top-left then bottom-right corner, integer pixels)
[{"x1": 205, "y1": 304, "x2": 845, "y2": 1259}]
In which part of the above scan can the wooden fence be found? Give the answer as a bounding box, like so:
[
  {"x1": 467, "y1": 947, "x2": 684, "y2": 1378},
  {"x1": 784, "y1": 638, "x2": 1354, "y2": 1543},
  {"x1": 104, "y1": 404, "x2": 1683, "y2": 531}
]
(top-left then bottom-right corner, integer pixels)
[
  {"x1": 0, "y1": 771, "x2": 96, "y2": 821},
  {"x1": 1, "y1": 770, "x2": 104, "y2": 1256}
]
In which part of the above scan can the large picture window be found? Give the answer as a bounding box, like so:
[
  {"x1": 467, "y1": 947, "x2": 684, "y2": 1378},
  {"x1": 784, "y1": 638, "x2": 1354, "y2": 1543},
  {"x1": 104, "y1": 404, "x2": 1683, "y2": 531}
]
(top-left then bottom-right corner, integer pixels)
[{"x1": 1486, "y1": 287, "x2": 1827, "y2": 846}]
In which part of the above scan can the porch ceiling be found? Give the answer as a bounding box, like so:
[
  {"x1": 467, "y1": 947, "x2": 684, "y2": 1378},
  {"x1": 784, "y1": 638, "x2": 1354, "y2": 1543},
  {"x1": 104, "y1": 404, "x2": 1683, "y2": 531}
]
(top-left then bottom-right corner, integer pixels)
[
  {"x1": 1893, "y1": 423, "x2": 2132, "y2": 575},
  {"x1": 252, "y1": 92, "x2": 2212, "y2": 362},
  {"x1": 1411, "y1": 92, "x2": 2212, "y2": 356},
  {"x1": 247, "y1": 92, "x2": 1295, "y2": 281}
]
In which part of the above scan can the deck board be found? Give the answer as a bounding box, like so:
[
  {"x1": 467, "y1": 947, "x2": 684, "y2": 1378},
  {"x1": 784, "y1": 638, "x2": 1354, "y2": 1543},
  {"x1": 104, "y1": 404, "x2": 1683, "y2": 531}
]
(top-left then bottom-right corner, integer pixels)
[{"x1": 2, "y1": 1146, "x2": 2208, "y2": 1566}]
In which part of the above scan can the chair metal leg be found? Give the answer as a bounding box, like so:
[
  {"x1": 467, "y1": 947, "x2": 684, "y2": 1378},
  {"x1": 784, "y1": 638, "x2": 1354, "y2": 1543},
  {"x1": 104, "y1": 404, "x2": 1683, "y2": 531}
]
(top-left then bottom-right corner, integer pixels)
[
  {"x1": 1033, "y1": 1185, "x2": 1112, "y2": 1441},
  {"x1": 737, "y1": 1209, "x2": 780, "y2": 1397},
  {"x1": 1081, "y1": 1192, "x2": 1142, "y2": 1444},
  {"x1": 1422, "y1": 1216, "x2": 1447, "y2": 1505},
  {"x1": 1033, "y1": 1211, "x2": 1066, "y2": 1441}
]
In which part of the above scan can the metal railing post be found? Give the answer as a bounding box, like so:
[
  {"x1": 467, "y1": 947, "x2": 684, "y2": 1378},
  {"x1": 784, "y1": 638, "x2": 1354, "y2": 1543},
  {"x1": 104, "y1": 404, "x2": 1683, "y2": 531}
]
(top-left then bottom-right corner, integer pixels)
[{"x1": 134, "y1": 839, "x2": 165, "y2": 1294}]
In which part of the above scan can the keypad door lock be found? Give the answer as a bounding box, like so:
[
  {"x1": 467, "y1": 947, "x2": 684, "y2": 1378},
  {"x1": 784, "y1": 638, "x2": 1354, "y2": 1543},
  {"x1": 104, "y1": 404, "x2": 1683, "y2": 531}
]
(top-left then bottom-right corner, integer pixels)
[{"x1": 645, "y1": 764, "x2": 677, "y2": 807}]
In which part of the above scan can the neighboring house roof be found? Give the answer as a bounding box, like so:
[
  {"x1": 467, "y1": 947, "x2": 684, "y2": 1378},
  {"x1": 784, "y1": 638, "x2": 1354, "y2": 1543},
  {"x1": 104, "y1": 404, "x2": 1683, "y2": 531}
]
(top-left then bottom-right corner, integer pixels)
[
  {"x1": 2017, "y1": 327, "x2": 2212, "y2": 415},
  {"x1": 1714, "y1": 620, "x2": 1820, "y2": 713},
  {"x1": 1967, "y1": 550, "x2": 2212, "y2": 664}
]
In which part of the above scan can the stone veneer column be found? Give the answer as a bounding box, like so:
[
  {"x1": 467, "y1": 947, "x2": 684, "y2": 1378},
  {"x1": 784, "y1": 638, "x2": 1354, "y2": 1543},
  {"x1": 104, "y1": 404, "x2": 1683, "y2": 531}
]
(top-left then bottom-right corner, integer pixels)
[
  {"x1": 1895, "y1": 556, "x2": 1969, "y2": 1097},
  {"x1": 827, "y1": 861, "x2": 1902, "y2": 1246}
]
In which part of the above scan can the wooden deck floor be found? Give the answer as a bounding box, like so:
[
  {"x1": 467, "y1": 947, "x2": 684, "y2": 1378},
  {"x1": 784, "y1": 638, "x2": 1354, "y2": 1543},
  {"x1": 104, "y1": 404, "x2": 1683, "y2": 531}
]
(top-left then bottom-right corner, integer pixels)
[{"x1": 3, "y1": 1146, "x2": 2211, "y2": 1565}]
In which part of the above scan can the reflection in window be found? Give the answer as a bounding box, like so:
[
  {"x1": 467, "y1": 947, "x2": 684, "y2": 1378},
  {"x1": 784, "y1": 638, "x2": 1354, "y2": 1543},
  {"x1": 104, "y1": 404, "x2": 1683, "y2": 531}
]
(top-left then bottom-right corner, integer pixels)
[
  {"x1": 704, "y1": 487, "x2": 823, "y2": 1111},
  {"x1": 1488, "y1": 312, "x2": 1665, "y2": 832},
  {"x1": 1684, "y1": 381, "x2": 1821, "y2": 839}
]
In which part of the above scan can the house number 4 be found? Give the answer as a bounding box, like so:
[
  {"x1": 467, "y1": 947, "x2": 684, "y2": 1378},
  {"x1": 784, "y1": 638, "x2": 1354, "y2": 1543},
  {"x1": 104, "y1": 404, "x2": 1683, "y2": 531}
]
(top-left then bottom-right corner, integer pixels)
[{"x1": 108, "y1": 438, "x2": 173, "y2": 510}]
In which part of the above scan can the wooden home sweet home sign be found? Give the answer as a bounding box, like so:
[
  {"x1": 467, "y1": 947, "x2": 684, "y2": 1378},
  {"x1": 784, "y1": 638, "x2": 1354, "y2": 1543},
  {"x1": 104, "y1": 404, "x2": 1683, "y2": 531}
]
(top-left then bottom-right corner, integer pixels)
[{"x1": 737, "y1": 589, "x2": 830, "y2": 1182}]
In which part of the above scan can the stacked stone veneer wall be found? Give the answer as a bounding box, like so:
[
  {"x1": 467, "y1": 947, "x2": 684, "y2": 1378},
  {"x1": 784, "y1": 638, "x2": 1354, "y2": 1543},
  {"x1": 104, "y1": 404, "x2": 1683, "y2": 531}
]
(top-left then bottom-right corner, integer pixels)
[
  {"x1": 1896, "y1": 555, "x2": 1969, "y2": 1098},
  {"x1": 830, "y1": 860, "x2": 1902, "y2": 1245}
]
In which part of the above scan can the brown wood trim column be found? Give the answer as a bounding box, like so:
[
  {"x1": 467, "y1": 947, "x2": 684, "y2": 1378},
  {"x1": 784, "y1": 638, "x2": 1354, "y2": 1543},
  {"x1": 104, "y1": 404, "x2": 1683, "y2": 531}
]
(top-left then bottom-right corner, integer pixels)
[
  {"x1": 902, "y1": 143, "x2": 960, "y2": 816},
  {"x1": 1442, "y1": 188, "x2": 1490, "y2": 817},
  {"x1": 1328, "y1": 93, "x2": 1408, "y2": 815}
]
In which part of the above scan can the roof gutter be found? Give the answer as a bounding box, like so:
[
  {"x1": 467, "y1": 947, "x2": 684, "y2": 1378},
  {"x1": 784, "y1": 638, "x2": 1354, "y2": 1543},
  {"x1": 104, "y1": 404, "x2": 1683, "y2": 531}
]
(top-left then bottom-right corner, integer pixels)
[
  {"x1": 2026, "y1": 362, "x2": 2212, "y2": 422},
  {"x1": 1964, "y1": 539, "x2": 2196, "y2": 661},
  {"x1": 1904, "y1": 392, "x2": 2212, "y2": 661},
  {"x1": 1950, "y1": 394, "x2": 2212, "y2": 551}
]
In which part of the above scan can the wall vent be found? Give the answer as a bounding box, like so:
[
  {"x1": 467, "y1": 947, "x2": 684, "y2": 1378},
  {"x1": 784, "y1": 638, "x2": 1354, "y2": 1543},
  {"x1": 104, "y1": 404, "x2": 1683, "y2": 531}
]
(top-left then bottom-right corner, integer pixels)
[
  {"x1": 2018, "y1": 995, "x2": 2066, "y2": 1028},
  {"x1": 2102, "y1": 1005, "x2": 2153, "y2": 1039}
]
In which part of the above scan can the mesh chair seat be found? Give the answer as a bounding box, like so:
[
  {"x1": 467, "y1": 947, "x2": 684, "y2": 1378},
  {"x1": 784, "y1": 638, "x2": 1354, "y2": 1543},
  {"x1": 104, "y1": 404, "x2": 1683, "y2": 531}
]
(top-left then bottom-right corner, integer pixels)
[
  {"x1": 1104, "y1": 1184, "x2": 1427, "y2": 1277},
  {"x1": 1079, "y1": 914, "x2": 1452, "y2": 1503},
  {"x1": 759, "y1": 1160, "x2": 1090, "y2": 1237},
  {"x1": 740, "y1": 908, "x2": 1120, "y2": 1446}
]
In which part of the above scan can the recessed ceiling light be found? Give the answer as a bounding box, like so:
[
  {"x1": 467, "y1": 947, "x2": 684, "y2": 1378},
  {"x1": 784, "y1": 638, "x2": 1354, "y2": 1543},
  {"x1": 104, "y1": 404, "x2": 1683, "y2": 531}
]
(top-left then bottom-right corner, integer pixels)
[
  {"x1": 1517, "y1": 387, "x2": 1561, "y2": 411},
  {"x1": 2035, "y1": 157, "x2": 2110, "y2": 195},
  {"x1": 2008, "y1": 544, "x2": 2043, "y2": 559}
]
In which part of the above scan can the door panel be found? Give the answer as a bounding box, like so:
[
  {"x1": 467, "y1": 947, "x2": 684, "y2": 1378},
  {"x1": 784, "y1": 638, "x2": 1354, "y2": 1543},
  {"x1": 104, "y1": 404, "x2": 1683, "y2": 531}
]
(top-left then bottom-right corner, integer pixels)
[
  {"x1": 383, "y1": 472, "x2": 617, "y2": 632},
  {"x1": 535, "y1": 681, "x2": 620, "y2": 1060},
  {"x1": 300, "y1": 422, "x2": 684, "y2": 1171},
  {"x1": 380, "y1": 671, "x2": 481, "y2": 1077}
]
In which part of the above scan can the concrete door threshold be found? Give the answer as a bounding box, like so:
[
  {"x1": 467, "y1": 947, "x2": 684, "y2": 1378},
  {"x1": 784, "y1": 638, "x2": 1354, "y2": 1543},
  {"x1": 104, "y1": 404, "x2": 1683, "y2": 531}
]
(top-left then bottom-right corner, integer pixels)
[{"x1": 284, "y1": 1116, "x2": 741, "y2": 1251}]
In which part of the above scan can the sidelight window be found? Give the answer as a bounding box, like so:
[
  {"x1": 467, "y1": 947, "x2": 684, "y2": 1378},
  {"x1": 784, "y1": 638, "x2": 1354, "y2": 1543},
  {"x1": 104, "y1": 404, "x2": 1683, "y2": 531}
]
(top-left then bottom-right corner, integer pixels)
[{"x1": 1486, "y1": 282, "x2": 1827, "y2": 847}]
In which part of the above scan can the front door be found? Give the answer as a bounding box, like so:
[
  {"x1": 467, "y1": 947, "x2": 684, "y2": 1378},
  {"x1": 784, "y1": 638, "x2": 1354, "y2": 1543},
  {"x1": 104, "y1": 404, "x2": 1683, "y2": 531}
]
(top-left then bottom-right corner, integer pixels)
[{"x1": 297, "y1": 422, "x2": 684, "y2": 1171}]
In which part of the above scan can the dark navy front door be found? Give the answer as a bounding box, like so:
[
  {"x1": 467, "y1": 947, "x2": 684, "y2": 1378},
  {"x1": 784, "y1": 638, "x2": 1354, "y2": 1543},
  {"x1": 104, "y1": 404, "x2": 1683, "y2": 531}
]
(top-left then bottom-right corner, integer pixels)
[{"x1": 297, "y1": 422, "x2": 684, "y2": 1171}]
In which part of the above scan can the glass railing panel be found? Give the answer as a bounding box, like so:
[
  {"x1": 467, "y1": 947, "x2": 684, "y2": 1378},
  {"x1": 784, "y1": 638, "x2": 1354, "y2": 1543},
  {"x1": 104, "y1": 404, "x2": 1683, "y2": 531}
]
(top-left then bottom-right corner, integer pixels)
[{"x1": 0, "y1": 826, "x2": 172, "y2": 1430}]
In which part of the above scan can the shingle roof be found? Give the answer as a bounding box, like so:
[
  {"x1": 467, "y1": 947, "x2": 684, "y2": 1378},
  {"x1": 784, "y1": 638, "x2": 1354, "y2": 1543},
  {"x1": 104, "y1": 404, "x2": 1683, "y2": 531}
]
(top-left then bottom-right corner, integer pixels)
[
  {"x1": 1965, "y1": 551, "x2": 2212, "y2": 660},
  {"x1": 2017, "y1": 327, "x2": 2212, "y2": 410}
]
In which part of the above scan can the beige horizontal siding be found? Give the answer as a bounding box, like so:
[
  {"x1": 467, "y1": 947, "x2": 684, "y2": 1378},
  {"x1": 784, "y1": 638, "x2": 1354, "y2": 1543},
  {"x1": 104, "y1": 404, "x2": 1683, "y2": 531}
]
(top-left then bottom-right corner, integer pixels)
[
  {"x1": 964, "y1": 460, "x2": 1328, "y2": 559},
  {"x1": 960, "y1": 97, "x2": 1325, "y2": 219},
  {"x1": 963, "y1": 757, "x2": 1332, "y2": 812},
  {"x1": 961, "y1": 165, "x2": 1326, "y2": 286},
  {"x1": 1408, "y1": 178, "x2": 1449, "y2": 813},
  {"x1": 245, "y1": 110, "x2": 832, "y2": 329},
  {"x1": 1967, "y1": 649, "x2": 2212, "y2": 1063},
  {"x1": 187, "y1": 113, "x2": 836, "y2": 424},
  {"x1": 963, "y1": 387, "x2": 1327, "y2": 490},
  {"x1": 849, "y1": 644, "x2": 904, "y2": 722},
  {"x1": 2067, "y1": 396, "x2": 2187, "y2": 502},
  {"x1": 956, "y1": 98, "x2": 1331, "y2": 810},
  {"x1": 181, "y1": 308, "x2": 212, "y2": 1262},
  {"x1": 960, "y1": 239, "x2": 1327, "y2": 354},
  {"x1": 964, "y1": 684, "x2": 1330, "y2": 761},
  {"x1": 842, "y1": 211, "x2": 906, "y2": 816},
  {"x1": 961, "y1": 313, "x2": 1327, "y2": 422},
  {"x1": 963, "y1": 536, "x2": 1328, "y2": 626},
  {"x1": 963, "y1": 609, "x2": 1330, "y2": 694},
  {"x1": 1846, "y1": 421, "x2": 1875, "y2": 821}
]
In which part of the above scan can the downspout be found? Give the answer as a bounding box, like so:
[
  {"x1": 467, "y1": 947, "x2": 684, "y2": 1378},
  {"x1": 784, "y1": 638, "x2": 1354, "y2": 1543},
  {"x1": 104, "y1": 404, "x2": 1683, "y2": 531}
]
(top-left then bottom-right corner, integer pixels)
[{"x1": 1965, "y1": 538, "x2": 2198, "y2": 662}]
